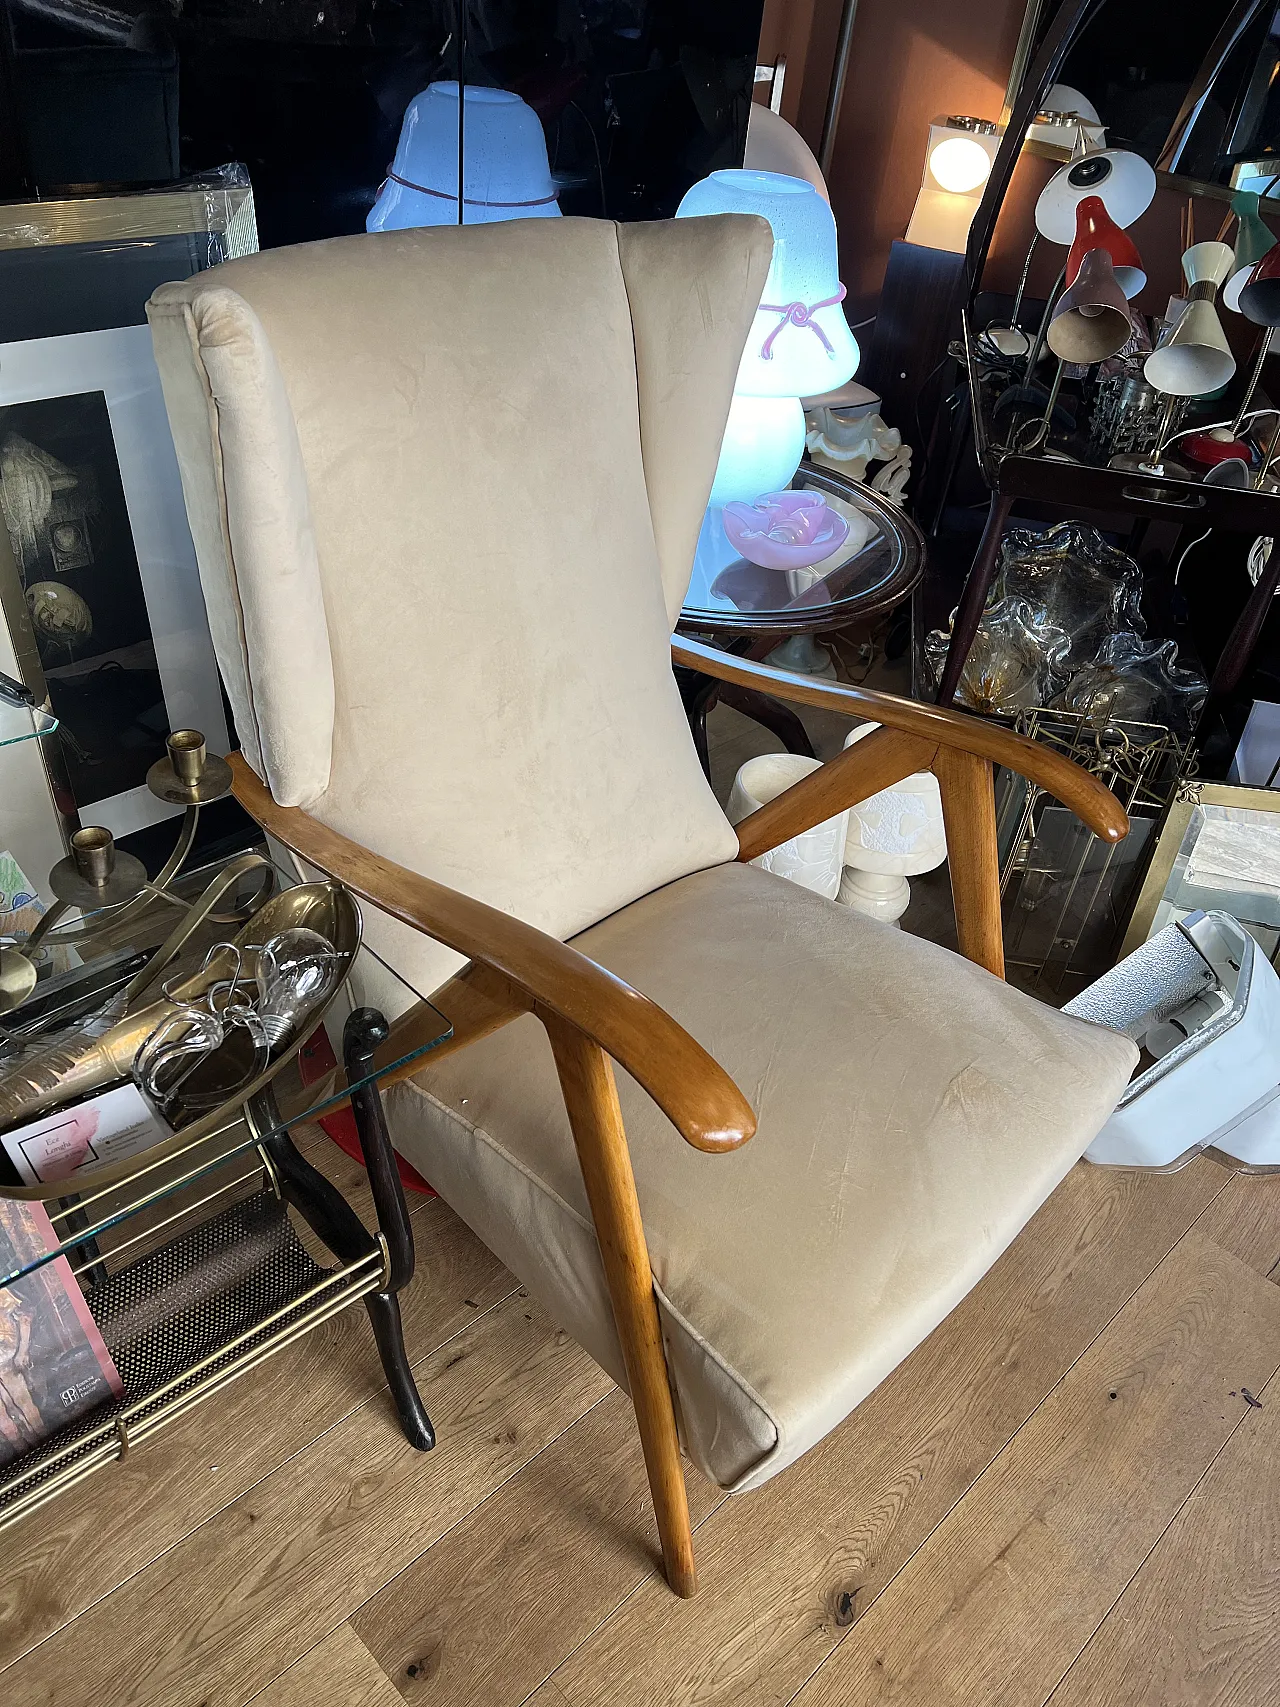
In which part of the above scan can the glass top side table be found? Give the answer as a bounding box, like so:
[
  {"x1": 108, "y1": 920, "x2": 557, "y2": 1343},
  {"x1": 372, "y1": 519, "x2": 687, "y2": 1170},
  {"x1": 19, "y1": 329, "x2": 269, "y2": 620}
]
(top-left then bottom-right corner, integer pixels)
[
  {"x1": 676, "y1": 466, "x2": 926, "y2": 773},
  {"x1": 679, "y1": 465, "x2": 925, "y2": 634},
  {"x1": 0, "y1": 848, "x2": 450, "y2": 1534}
]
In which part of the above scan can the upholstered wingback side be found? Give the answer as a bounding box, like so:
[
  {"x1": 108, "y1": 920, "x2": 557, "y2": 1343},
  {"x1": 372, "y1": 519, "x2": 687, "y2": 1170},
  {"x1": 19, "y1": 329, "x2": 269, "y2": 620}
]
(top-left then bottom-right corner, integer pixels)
[{"x1": 147, "y1": 216, "x2": 771, "y2": 996}]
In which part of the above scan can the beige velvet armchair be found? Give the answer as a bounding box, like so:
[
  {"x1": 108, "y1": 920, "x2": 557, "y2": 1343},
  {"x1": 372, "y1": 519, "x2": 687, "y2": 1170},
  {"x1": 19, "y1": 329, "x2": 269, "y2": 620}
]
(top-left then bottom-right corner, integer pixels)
[{"x1": 146, "y1": 216, "x2": 1138, "y2": 1599}]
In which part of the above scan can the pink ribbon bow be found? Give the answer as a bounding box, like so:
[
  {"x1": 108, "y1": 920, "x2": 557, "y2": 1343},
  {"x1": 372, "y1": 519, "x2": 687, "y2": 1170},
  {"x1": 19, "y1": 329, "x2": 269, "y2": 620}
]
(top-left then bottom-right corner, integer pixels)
[{"x1": 758, "y1": 284, "x2": 847, "y2": 360}]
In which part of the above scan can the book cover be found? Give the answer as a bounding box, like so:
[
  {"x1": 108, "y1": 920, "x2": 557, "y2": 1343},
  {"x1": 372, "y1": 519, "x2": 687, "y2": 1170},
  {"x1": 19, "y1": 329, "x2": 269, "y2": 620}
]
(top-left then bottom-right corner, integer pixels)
[{"x1": 0, "y1": 1198, "x2": 124, "y2": 1469}]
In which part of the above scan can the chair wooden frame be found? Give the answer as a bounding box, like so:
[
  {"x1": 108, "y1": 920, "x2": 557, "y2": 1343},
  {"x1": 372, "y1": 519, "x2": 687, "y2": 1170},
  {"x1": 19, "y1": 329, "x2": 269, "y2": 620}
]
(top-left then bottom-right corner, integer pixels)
[{"x1": 228, "y1": 644, "x2": 1127, "y2": 1599}]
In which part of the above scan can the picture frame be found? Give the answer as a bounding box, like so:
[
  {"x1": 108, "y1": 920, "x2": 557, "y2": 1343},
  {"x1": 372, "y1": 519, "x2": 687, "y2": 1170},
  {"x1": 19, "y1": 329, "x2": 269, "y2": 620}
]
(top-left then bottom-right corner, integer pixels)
[
  {"x1": 0, "y1": 172, "x2": 254, "y2": 883},
  {"x1": 0, "y1": 325, "x2": 230, "y2": 844},
  {"x1": 1120, "y1": 782, "x2": 1280, "y2": 962}
]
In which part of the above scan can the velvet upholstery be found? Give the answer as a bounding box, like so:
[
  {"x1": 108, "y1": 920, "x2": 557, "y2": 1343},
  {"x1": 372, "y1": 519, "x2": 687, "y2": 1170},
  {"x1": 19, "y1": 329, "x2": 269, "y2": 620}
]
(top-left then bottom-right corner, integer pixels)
[
  {"x1": 148, "y1": 217, "x2": 767, "y2": 997},
  {"x1": 147, "y1": 219, "x2": 1137, "y2": 1498},
  {"x1": 387, "y1": 863, "x2": 1137, "y2": 1489}
]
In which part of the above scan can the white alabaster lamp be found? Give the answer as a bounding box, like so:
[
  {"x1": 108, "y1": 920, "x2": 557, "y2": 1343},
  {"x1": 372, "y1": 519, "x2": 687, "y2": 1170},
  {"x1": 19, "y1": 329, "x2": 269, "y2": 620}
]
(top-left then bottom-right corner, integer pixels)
[
  {"x1": 675, "y1": 170, "x2": 859, "y2": 506},
  {"x1": 368, "y1": 82, "x2": 560, "y2": 231},
  {"x1": 727, "y1": 754, "x2": 849, "y2": 900},
  {"x1": 835, "y1": 725, "x2": 947, "y2": 924}
]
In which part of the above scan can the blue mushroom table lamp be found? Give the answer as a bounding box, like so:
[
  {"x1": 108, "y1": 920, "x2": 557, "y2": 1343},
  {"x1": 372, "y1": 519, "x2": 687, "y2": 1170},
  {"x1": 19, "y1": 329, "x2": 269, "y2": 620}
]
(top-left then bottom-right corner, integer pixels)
[
  {"x1": 368, "y1": 82, "x2": 560, "y2": 230},
  {"x1": 675, "y1": 169, "x2": 859, "y2": 507}
]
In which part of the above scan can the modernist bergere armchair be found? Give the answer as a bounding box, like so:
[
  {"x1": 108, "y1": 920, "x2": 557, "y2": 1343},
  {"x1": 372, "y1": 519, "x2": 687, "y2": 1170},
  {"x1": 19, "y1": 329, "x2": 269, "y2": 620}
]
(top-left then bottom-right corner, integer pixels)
[{"x1": 147, "y1": 216, "x2": 1137, "y2": 1598}]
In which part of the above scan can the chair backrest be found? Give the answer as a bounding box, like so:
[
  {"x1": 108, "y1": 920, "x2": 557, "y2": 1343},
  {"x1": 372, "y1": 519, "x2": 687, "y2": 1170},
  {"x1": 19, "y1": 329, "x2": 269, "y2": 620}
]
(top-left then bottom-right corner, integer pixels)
[{"x1": 148, "y1": 215, "x2": 771, "y2": 995}]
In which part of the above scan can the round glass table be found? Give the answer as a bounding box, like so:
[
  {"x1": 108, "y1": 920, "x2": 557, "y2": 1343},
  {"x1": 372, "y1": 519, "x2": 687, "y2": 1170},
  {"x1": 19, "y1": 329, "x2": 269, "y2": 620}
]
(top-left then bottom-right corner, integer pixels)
[{"x1": 675, "y1": 465, "x2": 926, "y2": 769}]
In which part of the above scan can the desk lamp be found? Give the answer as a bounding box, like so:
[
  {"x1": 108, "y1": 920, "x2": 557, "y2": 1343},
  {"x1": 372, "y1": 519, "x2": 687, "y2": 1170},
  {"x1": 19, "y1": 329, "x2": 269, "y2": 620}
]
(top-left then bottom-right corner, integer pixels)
[
  {"x1": 368, "y1": 82, "x2": 559, "y2": 231},
  {"x1": 904, "y1": 117, "x2": 1001, "y2": 254},
  {"x1": 675, "y1": 169, "x2": 859, "y2": 506}
]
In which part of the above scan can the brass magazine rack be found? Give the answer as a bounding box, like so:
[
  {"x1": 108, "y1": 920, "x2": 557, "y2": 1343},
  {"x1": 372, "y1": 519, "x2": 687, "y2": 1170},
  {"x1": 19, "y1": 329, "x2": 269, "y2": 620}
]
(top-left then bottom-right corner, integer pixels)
[{"x1": 0, "y1": 845, "x2": 450, "y2": 1534}]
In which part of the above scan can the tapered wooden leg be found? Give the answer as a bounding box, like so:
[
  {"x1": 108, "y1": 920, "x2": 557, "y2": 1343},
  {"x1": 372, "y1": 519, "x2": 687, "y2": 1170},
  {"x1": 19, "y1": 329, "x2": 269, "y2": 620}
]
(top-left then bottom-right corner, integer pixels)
[
  {"x1": 934, "y1": 747, "x2": 1005, "y2": 979},
  {"x1": 544, "y1": 1017, "x2": 697, "y2": 1598}
]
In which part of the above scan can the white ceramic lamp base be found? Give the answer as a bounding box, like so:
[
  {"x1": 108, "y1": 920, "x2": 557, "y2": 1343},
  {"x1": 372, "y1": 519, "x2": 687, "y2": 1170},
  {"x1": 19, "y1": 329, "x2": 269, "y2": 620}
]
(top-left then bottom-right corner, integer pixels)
[
  {"x1": 835, "y1": 724, "x2": 947, "y2": 922},
  {"x1": 836, "y1": 866, "x2": 910, "y2": 925}
]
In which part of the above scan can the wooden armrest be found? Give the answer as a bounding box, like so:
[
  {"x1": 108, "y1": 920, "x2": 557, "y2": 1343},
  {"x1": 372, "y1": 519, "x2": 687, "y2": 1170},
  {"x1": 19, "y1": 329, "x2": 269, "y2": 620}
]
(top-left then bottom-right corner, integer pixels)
[
  {"x1": 230, "y1": 754, "x2": 754, "y2": 1154},
  {"x1": 673, "y1": 635, "x2": 1129, "y2": 844}
]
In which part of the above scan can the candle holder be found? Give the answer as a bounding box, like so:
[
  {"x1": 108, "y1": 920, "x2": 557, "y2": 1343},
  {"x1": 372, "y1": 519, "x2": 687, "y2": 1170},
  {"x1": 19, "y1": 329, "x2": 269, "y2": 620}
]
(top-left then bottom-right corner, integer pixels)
[{"x1": 7, "y1": 728, "x2": 247, "y2": 1000}]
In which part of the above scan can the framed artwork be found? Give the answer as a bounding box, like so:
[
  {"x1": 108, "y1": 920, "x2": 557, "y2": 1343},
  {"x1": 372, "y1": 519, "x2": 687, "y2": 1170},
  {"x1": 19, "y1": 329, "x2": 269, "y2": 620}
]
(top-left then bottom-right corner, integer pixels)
[
  {"x1": 0, "y1": 324, "x2": 229, "y2": 844},
  {"x1": 0, "y1": 174, "x2": 253, "y2": 877},
  {"x1": 1121, "y1": 783, "x2": 1280, "y2": 963}
]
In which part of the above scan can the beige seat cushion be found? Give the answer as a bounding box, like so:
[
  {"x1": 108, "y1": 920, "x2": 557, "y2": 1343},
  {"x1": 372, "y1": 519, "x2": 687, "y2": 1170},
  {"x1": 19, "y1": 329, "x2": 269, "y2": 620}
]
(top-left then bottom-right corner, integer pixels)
[{"x1": 386, "y1": 863, "x2": 1137, "y2": 1492}]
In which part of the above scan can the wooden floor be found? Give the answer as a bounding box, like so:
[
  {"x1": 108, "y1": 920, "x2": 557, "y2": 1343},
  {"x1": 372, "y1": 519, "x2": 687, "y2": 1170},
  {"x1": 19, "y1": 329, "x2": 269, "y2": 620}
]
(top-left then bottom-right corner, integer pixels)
[{"x1": 2, "y1": 1131, "x2": 1278, "y2": 1707}]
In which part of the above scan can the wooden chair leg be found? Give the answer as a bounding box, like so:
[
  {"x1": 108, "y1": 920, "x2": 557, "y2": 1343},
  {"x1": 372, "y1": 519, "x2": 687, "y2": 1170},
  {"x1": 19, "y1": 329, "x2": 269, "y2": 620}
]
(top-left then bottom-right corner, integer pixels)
[
  {"x1": 934, "y1": 747, "x2": 1006, "y2": 980},
  {"x1": 544, "y1": 1016, "x2": 698, "y2": 1598}
]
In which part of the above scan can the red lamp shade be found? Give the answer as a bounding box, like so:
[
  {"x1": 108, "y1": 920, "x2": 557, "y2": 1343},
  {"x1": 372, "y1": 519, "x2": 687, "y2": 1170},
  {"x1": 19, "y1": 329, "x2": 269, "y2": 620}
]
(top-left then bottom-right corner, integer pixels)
[
  {"x1": 1240, "y1": 242, "x2": 1280, "y2": 327},
  {"x1": 1065, "y1": 195, "x2": 1146, "y2": 298}
]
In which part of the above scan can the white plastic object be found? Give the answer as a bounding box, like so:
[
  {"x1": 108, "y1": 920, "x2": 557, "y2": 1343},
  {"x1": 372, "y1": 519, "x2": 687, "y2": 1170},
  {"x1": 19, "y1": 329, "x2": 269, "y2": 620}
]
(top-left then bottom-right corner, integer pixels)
[
  {"x1": 727, "y1": 753, "x2": 849, "y2": 899},
  {"x1": 1065, "y1": 911, "x2": 1280, "y2": 1169}
]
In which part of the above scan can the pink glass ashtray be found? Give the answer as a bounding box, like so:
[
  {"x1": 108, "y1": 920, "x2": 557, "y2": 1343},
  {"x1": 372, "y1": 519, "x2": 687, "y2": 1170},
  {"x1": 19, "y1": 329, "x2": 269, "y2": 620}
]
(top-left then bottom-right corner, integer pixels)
[{"x1": 721, "y1": 490, "x2": 850, "y2": 570}]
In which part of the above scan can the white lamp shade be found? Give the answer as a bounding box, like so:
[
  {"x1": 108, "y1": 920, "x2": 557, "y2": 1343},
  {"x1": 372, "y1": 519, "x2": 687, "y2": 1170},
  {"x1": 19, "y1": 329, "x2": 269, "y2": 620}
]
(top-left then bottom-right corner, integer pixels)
[
  {"x1": 745, "y1": 105, "x2": 828, "y2": 201},
  {"x1": 1144, "y1": 298, "x2": 1236, "y2": 397},
  {"x1": 1035, "y1": 149, "x2": 1156, "y2": 244},
  {"x1": 1182, "y1": 240, "x2": 1234, "y2": 290},
  {"x1": 676, "y1": 169, "x2": 858, "y2": 398},
  {"x1": 904, "y1": 118, "x2": 1000, "y2": 255},
  {"x1": 1224, "y1": 265, "x2": 1255, "y2": 313},
  {"x1": 367, "y1": 82, "x2": 560, "y2": 230}
]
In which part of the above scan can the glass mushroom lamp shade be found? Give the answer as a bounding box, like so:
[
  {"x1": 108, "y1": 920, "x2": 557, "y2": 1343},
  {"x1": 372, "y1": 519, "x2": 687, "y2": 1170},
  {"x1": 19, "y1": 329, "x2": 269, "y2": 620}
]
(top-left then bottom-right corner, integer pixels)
[
  {"x1": 367, "y1": 82, "x2": 560, "y2": 230},
  {"x1": 675, "y1": 170, "x2": 859, "y2": 506}
]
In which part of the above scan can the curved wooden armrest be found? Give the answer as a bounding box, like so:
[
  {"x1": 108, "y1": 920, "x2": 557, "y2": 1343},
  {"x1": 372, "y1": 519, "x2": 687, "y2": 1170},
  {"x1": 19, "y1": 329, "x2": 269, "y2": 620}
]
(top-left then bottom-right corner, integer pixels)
[
  {"x1": 230, "y1": 755, "x2": 754, "y2": 1154},
  {"x1": 673, "y1": 635, "x2": 1129, "y2": 844}
]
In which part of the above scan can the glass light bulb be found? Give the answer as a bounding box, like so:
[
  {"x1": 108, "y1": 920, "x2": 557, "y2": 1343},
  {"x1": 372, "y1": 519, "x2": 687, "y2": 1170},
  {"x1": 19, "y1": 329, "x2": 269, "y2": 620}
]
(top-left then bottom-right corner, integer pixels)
[
  {"x1": 929, "y1": 136, "x2": 992, "y2": 195},
  {"x1": 255, "y1": 927, "x2": 343, "y2": 1048}
]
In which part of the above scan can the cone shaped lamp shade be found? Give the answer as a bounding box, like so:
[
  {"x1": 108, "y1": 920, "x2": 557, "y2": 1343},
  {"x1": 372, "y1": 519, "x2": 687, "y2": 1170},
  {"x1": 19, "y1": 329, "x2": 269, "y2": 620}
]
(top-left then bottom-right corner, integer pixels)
[
  {"x1": 1223, "y1": 190, "x2": 1277, "y2": 312},
  {"x1": 1035, "y1": 148, "x2": 1156, "y2": 245},
  {"x1": 1240, "y1": 242, "x2": 1280, "y2": 327},
  {"x1": 367, "y1": 83, "x2": 560, "y2": 229},
  {"x1": 676, "y1": 170, "x2": 858, "y2": 398},
  {"x1": 1144, "y1": 298, "x2": 1236, "y2": 396},
  {"x1": 1047, "y1": 249, "x2": 1134, "y2": 362},
  {"x1": 1182, "y1": 241, "x2": 1234, "y2": 291},
  {"x1": 1065, "y1": 195, "x2": 1145, "y2": 297}
]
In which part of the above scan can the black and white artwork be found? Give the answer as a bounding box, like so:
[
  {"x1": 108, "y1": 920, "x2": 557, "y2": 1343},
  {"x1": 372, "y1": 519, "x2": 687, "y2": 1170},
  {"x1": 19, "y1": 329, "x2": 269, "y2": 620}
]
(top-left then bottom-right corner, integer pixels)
[
  {"x1": 0, "y1": 324, "x2": 228, "y2": 840},
  {"x1": 0, "y1": 391, "x2": 167, "y2": 808}
]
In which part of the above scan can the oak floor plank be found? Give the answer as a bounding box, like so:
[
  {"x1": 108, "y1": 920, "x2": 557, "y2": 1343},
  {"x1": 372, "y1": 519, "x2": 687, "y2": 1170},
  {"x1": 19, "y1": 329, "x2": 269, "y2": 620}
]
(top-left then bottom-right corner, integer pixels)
[
  {"x1": 1046, "y1": 1364, "x2": 1280, "y2": 1707},
  {"x1": 249, "y1": 1623, "x2": 402, "y2": 1707},
  {"x1": 536, "y1": 1161, "x2": 1226, "y2": 1707},
  {"x1": 0, "y1": 1197, "x2": 512, "y2": 1676},
  {"x1": 5, "y1": 1289, "x2": 612, "y2": 1707},
  {"x1": 789, "y1": 1230, "x2": 1280, "y2": 1707},
  {"x1": 1194, "y1": 1168, "x2": 1280, "y2": 1282},
  {"x1": 353, "y1": 1387, "x2": 723, "y2": 1707}
]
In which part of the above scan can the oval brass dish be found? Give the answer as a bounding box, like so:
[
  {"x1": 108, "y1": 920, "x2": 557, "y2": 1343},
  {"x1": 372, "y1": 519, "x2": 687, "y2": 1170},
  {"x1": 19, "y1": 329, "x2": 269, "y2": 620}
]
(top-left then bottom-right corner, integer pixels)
[{"x1": 0, "y1": 879, "x2": 363, "y2": 1203}]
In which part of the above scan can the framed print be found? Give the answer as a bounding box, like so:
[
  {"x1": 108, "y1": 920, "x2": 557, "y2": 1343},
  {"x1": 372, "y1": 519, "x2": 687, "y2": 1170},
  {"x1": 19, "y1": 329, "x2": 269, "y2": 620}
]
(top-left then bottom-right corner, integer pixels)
[
  {"x1": 0, "y1": 323, "x2": 229, "y2": 843},
  {"x1": 1121, "y1": 783, "x2": 1280, "y2": 963},
  {"x1": 0, "y1": 171, "x2": 254, "y2": 889}
]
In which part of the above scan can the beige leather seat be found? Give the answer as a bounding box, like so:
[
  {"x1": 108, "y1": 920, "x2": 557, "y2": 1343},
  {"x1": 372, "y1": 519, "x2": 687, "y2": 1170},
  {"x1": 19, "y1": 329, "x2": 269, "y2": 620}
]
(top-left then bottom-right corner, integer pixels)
[{"x1": 146, "y1": 216, "x2": 1136, "y2": 1596}]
